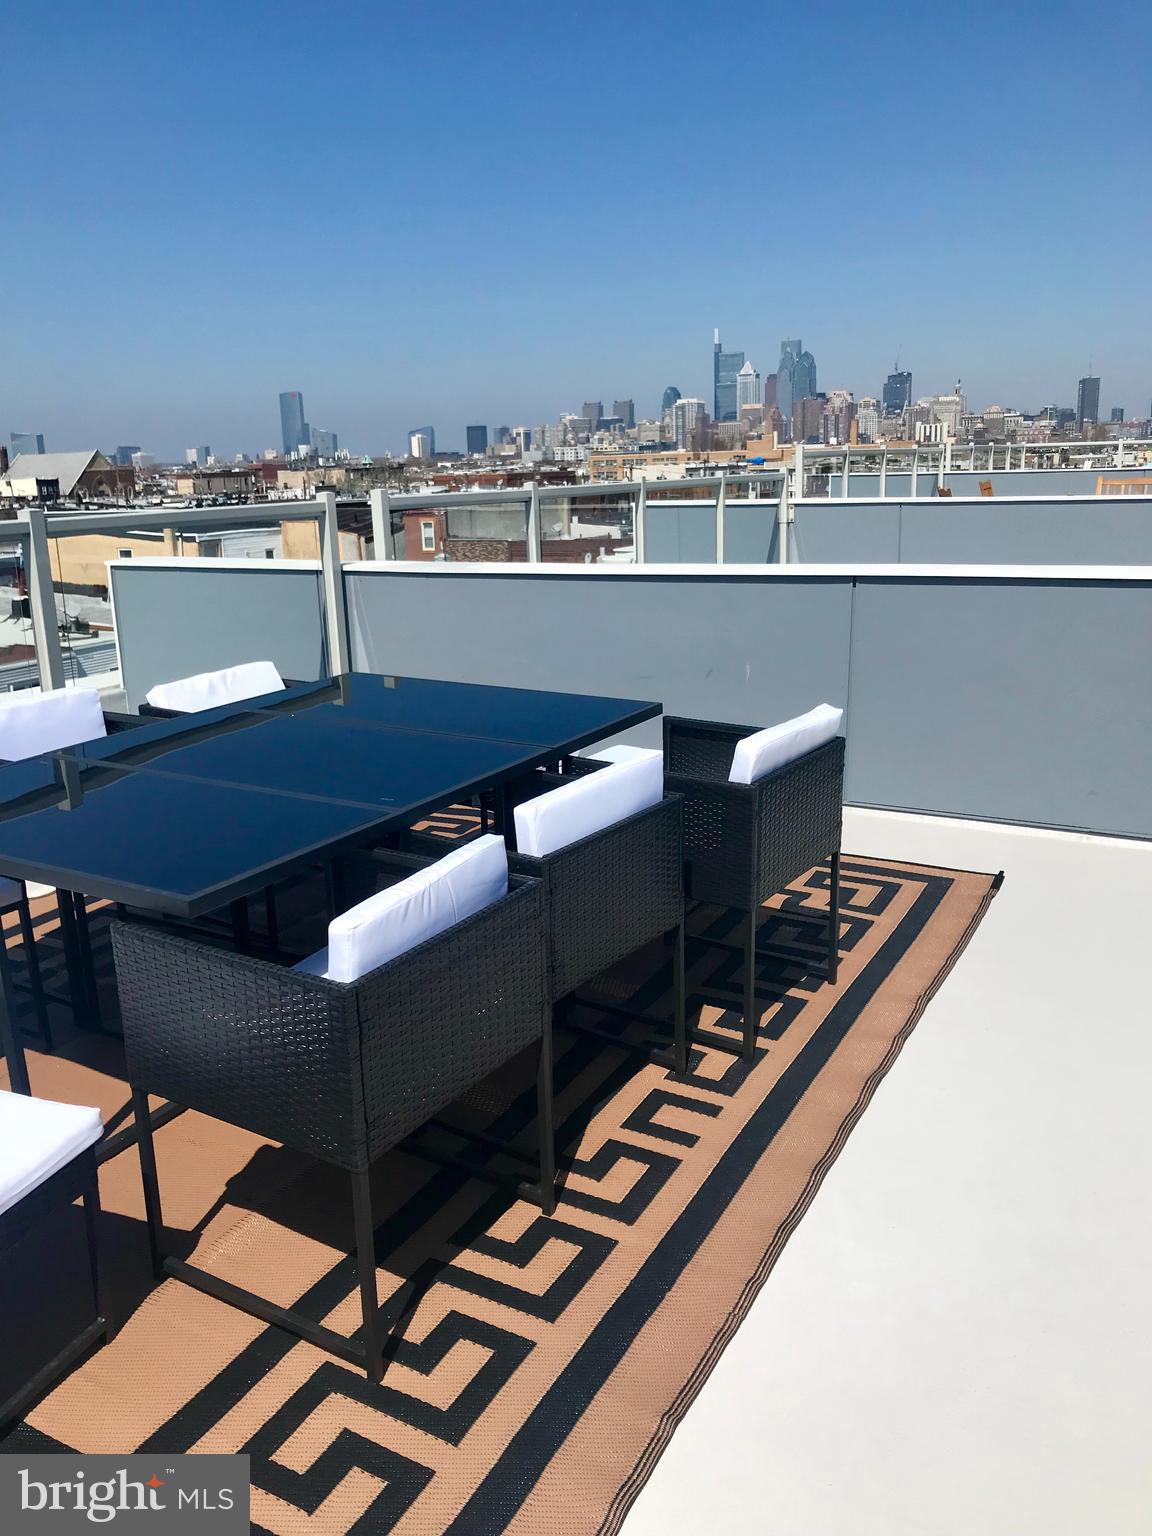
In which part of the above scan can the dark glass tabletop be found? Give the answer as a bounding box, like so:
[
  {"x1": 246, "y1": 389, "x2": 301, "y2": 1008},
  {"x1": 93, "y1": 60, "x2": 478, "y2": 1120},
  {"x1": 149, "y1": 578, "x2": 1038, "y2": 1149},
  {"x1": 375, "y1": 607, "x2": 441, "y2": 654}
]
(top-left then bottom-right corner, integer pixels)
[
  {"x1": 68, "y1": 711, "x2": 560, "y2": 810},
  {"x1": 0, "y1": 760, "x2": 393, "y2": 913},
  {"x1": 246, "y1": 672, "x2": 659, "y2": 748},
  {"x1": 0, "y1": 671, "x2": 660, "y2": 914}
]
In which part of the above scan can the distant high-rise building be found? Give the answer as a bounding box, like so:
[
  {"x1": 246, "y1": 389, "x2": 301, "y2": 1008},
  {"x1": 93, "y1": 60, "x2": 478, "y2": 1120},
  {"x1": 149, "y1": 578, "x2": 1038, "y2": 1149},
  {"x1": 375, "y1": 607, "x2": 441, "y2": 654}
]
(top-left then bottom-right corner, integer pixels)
[
  {"x1": 466, "y1": 424, "x2": 489, "y2": 456},
  {"x1": 712, "y1": 330, "x2": 745, "y2": 422},
  {"x1": 114, "y1": 445, "x2": 141, "y2": 466},
  {"x1": 310, "y1": 427, "x2": 338, "y2": 457},
  {"x1": 672, "y1": 397, "x2": 709, "y2": 450},
  {"x1": 512, "y1": 426, "x2": 532, "y2": 455},
  {"x1": 581, "y1": 401, "x2": 603, "y2": 430},
  {"x1": 10, "y1": 431, "x2": 45, "y2": 457},
  {"x1": 856, "y1": 398, "x2": 880, "y2": 443},
  {"x1": 493, "y1": 425, "x2": 511, "y2": 445},
  {"x1": 279, "y1": 392, "x2": 306, "y2": 456},
  {"x1": 661, "y1": 385, "x2": 681, "y2": 413},
  {"x1": 821, "y1": 390, "x2": 855, "y2": 445},
  {"x1": 185, "y1": 449, "x2": 198, "y2": 465},
  {"x1": 776, "y1": 339, "x2": 817, "y2": 427},
  {"x1": 613, "y1": 399, "x2": 635, "y2": 429},
  {"x1": 1076, "y1": 376, "x2": 1100, "y2": 430},
  {"x1": 792, "y1": 395, "x2": 825, "y2": 444},
  {"x1": 1110, "y1": 405, "x2": 1124, "y2": 424},
  {"x1": 882, "y1": 370, "x2": 912, "y2": 416},
  {"x1": 408, "y1": 426, "x2": 436, "y2": 460},
  {"x1": 736, "y1": 360, "x2": 761, "y2": 409}
]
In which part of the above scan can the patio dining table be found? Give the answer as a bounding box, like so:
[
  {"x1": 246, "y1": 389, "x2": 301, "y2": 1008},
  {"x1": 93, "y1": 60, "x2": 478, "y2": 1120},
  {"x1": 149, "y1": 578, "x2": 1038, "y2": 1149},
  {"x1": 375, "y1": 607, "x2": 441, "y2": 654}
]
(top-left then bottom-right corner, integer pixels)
[{"x1": 0, "y1": 671, "x2": 660, "y2": 1101}]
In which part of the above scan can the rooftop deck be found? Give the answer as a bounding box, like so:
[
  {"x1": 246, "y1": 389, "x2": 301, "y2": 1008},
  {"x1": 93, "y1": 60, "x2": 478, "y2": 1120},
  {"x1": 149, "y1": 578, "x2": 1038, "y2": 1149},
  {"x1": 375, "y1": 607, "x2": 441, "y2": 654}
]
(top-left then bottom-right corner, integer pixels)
[{"x1": 628, "y1": 808, "x2": 1151, "y2": 1536}]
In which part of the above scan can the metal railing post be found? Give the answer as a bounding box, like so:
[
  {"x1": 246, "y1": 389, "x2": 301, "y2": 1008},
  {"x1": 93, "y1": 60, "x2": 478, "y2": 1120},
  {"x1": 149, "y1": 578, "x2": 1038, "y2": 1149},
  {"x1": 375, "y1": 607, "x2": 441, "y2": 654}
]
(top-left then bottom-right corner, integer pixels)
[
  {"x1": 842, "y1": 448, "x2": 851, "y2": 497},
  {"x1": 776, "y1": 475, "x2": 789, "y2": 564},
  {"x1": 714, "y1": 472, "x2": 727, "y2": 564},
  {"x1": 26, "y1": 506, "x2": 66, "y2": 691},
  {"x1": 368, "y1": 487, "x2": 393, "y2": 560},
  {"x1": 634, "y1": 479, "x2": 647, "y2": 565},
  {"x1": 318, "y1": 491, "x2": 351, "y2": 675},
  {"x1": 879, "y1": 446, "x2": 887, "y2": 498},
  {"x1": 526, "y1": 483, "x2": 542, "y2": 562}
]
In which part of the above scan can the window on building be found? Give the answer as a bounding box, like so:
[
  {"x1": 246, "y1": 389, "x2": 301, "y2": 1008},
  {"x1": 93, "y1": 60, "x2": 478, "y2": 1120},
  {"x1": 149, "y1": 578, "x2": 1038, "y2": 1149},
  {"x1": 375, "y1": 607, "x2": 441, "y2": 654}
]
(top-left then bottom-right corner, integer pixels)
[
  {"x1": 117, "y1": 548, "x2": 133, "y2": 559},
  {"x1": 420, "y1": 520, "x2": 436, "y2": 551}
]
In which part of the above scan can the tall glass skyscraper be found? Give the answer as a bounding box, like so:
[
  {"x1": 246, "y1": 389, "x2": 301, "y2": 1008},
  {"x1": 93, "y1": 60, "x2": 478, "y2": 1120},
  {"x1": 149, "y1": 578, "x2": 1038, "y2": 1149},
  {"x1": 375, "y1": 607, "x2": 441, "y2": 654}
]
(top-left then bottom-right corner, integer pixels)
[
  {"x1": 661, "y1": 386, "x2": 681, "y2": 413},
  {"x1": 1076, "y1": 375, "x2": 1100, "y2": 430},
  {"x1": 713, "y1": 330, "x2": 745, "y2": 422},
  {"x1": 776, "y1": 340, "x2": 817, "y2": 427},
  {"x1": 882, "y1": 370, "x2": 912, "y2": 415},
  {"x1": 279, "y1": 391, "x2": 307, "y2": 456},
  {"x1": 466, "y1": 424, "x2": 489, "y2": 455}
]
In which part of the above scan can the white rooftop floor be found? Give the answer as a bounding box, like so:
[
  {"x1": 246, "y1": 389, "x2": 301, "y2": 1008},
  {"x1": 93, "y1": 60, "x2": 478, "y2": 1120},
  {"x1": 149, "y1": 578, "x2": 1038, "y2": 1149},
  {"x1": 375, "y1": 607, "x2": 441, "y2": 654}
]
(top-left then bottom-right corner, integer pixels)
[{"x1": 624, "y1": 808, "x2": 1152, "y2": 1536}]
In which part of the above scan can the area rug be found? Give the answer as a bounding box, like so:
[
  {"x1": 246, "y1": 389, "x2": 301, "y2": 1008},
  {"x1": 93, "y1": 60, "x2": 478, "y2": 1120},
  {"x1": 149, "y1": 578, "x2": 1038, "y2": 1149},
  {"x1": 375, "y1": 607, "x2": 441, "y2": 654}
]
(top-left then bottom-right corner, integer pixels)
[{"x1": 2, "y1": 855, "x2": 998, "y2": 1535}]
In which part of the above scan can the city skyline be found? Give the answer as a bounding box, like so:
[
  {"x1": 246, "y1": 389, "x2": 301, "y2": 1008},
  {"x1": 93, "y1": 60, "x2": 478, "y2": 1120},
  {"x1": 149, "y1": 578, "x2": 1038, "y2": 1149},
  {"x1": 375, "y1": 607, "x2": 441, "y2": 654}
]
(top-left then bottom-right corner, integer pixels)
[{"x1": 3, "y1": 1, "x2": 1149, "y2": 459}]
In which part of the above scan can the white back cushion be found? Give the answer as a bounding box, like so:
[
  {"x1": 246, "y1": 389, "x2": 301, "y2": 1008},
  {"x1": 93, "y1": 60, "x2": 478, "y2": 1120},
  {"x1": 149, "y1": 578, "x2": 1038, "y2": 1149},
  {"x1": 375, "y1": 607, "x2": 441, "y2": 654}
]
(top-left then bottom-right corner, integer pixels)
[
  {"x1": 0, "y1": 1089, "x2": 103, "y2": 1217},
  {"x1": 582, "y1": 744, "x2": 663, "y2": 766},
  {"x1": 296, "y1": 834, "x2": 508, "y2": 984},
  {"x1": 0, "y1": 687, "x2": 106, "y2": 761},
  {"x1": 728, "y1": 703, "x2": 844, "y2": 785},
  {"x1": 145, "y1": 660, "x2": 284, "y2": 713},
  {"x1": 514, "y1": 754, "x2": 663, "y2": 859}
]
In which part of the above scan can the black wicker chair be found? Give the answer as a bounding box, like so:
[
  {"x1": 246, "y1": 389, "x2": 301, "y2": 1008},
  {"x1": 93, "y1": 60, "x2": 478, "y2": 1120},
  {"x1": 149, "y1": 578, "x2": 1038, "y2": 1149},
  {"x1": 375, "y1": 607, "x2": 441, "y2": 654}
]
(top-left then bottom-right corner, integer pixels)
[
  {"x1": 504, "y1": 766, "x2": 688, "y2": 1073},
  {"x1": 0, "y1": 1099, "x2": 109, "y2": 1426},
  {"x1": 663, "y1": 717, "x2": 845, "y2": 1062},
  {"x1": 110, "y1": 854, "x2": 550, "y2": 1383}
]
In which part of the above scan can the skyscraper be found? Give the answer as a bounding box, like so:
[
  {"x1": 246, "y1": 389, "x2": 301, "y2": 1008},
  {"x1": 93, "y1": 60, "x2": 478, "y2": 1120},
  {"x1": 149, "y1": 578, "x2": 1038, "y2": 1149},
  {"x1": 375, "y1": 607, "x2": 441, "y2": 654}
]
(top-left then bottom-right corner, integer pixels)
[
  {"x1": 612, "y1": 399, "x2": 635, "y2": 429},
  {"x1": 310, "y1": 428, "x2": 338, "y2": 457},
  {"x1": 466, "y1": 424, "x2": 489, "y2": 456},
  {"x1": 661, "y1": 385, "x2": 681, "y2": 413},
  {"x1": 712, "y1": 330, "x2": 745, "y2": 422},
  {"x1": 1076, "y1": 375, "x2": 1100, "y2": 430},
  {"x1": 672, "y1": 397, "x2": 709, "y2": 450},
  {"x1": 736, "y1": 360, "x2": 761, "y2": 408},
  {"x1": 279, "y1": 392, "x2": 307, "y2": 456},
  {"x1": 408, "y1": 427, "x2": 436, "y2": 459},
  {"x1": 882, "y1": 370, "x2": 912, "y2": 415},
  {"x1": 10, "y1": 431, "x2": 45, "y2": 457},
  {"x1": 776, "y1": 340, "x2": 817, "y2": 427},
  {"x1": 1110, "y1": 406, "x2": 1125, "y2": 423},
  {"x1": 582, "y1": 401, "x2": 604, "y2": 431}
]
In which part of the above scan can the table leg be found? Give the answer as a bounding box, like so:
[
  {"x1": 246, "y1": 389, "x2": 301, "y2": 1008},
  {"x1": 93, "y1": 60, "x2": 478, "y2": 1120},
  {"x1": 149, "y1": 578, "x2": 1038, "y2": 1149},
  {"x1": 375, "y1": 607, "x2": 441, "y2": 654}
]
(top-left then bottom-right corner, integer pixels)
[{"x1": 0, "y1": 937, "x2": 32, "y2": 1094}]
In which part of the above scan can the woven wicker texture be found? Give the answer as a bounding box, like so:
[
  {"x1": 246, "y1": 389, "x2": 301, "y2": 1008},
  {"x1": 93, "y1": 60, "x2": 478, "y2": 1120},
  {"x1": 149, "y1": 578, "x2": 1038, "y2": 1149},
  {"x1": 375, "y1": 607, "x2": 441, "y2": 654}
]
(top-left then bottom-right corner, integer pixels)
[
  {"x1": 111, "y1": 876, "x2": 546, "y2": 1173},
  {"x1": 510, "y1": 787, "x2": 683, "y2": 1001},
  {"x1": 664, "y1": 717, "x2": 844, "y2": 911}
]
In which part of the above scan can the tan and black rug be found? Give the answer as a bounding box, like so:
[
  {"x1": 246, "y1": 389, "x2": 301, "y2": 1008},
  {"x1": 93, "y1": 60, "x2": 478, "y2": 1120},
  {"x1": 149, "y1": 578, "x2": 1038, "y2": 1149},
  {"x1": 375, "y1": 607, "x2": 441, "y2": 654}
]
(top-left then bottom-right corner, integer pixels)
[{"x1": 1, "y1": 854, "x2": 998, "y2": 1535}]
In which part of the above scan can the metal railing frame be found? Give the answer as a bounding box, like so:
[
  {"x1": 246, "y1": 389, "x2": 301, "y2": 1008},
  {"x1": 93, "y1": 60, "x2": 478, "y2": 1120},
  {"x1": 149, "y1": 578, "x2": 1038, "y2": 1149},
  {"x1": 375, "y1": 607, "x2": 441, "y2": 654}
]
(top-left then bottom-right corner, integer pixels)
[{"x1": 2, "y1": 498, "x2": 345, "y2": 693}]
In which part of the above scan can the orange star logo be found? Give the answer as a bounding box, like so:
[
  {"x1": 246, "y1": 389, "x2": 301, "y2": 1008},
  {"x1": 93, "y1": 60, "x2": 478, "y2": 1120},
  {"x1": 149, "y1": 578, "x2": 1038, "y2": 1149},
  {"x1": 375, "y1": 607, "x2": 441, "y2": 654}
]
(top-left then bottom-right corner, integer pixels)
[{"x1": 146, "y1": 1475, "x2": 164, "y2": 1489}]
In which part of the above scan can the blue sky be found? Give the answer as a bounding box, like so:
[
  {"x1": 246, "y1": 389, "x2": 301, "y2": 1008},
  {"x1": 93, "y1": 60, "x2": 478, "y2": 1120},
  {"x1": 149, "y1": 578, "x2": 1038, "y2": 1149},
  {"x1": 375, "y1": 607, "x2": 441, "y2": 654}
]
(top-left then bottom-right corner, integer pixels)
[{"x1": 4, "y1": 0, "x2": 1149, "y2": 459}]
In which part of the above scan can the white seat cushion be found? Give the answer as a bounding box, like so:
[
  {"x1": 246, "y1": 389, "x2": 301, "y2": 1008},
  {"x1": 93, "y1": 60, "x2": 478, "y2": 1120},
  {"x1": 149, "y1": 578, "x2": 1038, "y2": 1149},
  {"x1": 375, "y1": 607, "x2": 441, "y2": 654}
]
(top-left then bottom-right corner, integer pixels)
[
  {"x1": 0, "y1": 877, "x2": 23, "y2": 908},
  {"x1": 580, "y1": 744, "x2": 663, "y2": 766},
  {"x1": 145, "y1": 660, "x2": 285, "y2": 713},
  {"x1": 728, "y1": 703, "x2": 844, "y2": 785},
  {"x1": 0, "y1": 687, "x2": 106, "y2": 761},
  {"x1": 0, "y1": 1089, "x2": 103, "y2": 1217},
  {"x1": 514, "y1": 753, "x2": 664, "y2": 859},
  {"x1": 293, "y1": 834, "x2": 508, "y2": 984}
]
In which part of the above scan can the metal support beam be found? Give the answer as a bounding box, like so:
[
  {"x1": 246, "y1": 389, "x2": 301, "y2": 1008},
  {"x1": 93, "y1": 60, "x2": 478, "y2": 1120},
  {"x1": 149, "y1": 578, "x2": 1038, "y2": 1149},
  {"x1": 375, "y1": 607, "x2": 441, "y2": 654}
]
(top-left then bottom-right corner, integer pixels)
[
  {"x1": 633, "y1": 479, "x2": 647, "y2": 565},
  {"x1": 25, "y1": 508, "x2": 66, "y2": 691},
  {"x1": 317, "y1": 491, "x2": 350, "y2": 676},
  {"x1": 526, "y1": 482, "x2": 543, "y2": 563},
  {"x1": 368, "y1": 487, "x2": 393, "y2": 560}
]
